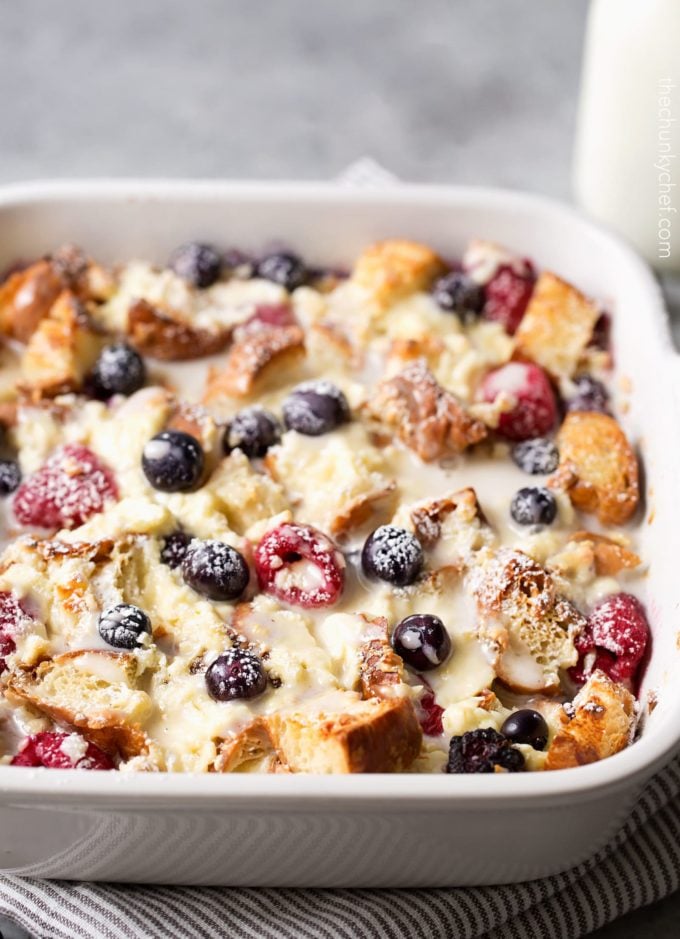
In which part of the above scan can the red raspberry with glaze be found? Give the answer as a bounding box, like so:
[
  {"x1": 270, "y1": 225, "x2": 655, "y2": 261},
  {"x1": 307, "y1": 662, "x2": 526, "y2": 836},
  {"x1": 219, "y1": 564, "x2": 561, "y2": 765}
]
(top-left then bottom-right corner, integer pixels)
[
  {"x1": 483, "y1": 262, "x2": 535, "y2": 335},
  {"x1": 13, "y1": 444, "x2": 118, "y2": 530},
  {"x1": 570, "y1": 593, "x2": 650, "y2": 687},
  {"x1": 0, "y1": 591, "x2": 34, "y2": 674},
  {"x1": 418, "y1": 691, "x2": 444, "y2": 736},
  {"x1": 481, "y1": 362, "x2": 557, "y2": 441},
  {"x1": 235, "y1": 304, "x2": 297, "y2": 340},
  {"x1": 11, "y1": 731, "x2": 115, "y2": 769},
  {"x1": 254, "y1": 522, "x2": 345, "y2": 608}
]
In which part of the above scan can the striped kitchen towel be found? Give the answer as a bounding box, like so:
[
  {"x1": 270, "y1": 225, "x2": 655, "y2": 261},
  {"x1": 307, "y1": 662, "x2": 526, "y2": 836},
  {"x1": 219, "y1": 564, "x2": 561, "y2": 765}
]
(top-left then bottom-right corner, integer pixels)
[{"x1": 0, "y1": 751, "x2": 678, "y2": 938}]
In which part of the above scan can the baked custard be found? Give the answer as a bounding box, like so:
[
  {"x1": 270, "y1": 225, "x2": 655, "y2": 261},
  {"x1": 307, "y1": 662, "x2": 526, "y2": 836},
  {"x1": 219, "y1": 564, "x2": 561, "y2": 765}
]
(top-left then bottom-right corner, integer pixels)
[{"x1": 0, "y1": 239, "x2": 647, "y2": 773}]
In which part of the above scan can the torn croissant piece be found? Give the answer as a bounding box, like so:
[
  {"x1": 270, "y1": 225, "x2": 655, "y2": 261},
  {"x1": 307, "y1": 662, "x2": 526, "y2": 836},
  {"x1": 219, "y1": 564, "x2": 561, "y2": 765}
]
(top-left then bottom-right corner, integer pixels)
[
  {"x1": 127, "y1": 298, "x2": 232, "y2": 361},
  {"x1": 266, "y1": 693, "x2": 422, "y2": 773},
  {"x1": 409, "y1": 486, "x2": 490, "y2": 553},
  {"x1": 545, "y1": 670, "x2": 637, "y2": 770},
  {"x1": 203, "y1": 323, "x2": 305, "y2": 400},
  {"x1": 358, "y1": 614, "x2": 407, "y2": 700},
  {"x1": 213, "y1": 718, "x2": 279, "y2": 773},
  {"x1": 350, "y1": 239, "x2": 446, "y2": 308},
  {"x1": 549, "y1": 411, "x2": 639, "y2": 526},
  {"x1": 19, "y1": 290, "x2": 105, "y2": 397},
  {"x1": 473, "y1": 549, "x2": 584, "y2": 695},
  {"x1": 5, "y1": 650, "x2": 153, "y2": 759},
  {"x1": 568, "y1": 531, "x2": 641, "y2": 577},
  {"x1": 365, "y1": 360, "x2": 487, "y2": 461},
  {"x1": 514, "y1": 272, "x2": 600, "y2": 378}
]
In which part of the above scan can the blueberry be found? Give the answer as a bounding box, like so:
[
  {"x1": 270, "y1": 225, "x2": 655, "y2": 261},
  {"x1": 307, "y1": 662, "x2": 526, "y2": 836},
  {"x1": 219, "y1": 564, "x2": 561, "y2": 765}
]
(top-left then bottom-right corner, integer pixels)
[
  {"x1": 205, "y1": 648, "x2": 268, "y2": 702},
  {"x1": 501, "y1": 709, "x2": 549, "y2": 751},
  {"x1": 256, "y1": 251, "x2": 307, "y2": 291},
  {"x1": 432, "y1": 271, "x2": 484, "y2": 321},
  {"x1": 361, "y1": 525, "x2": 424, "y2": 587},
  {"x1": 224, "y1": 407, "x2": 282, "y2": 459},
  {"x1": 89, "y1": 343, "x2": 146, "y2": 399},
  {"x1": 98, "y1": 603, "x2": 151, "y2": 650},
  {"x1": 169, "y1": 242, "x2": 222, "y2": 288},
  {"x1": 160, "y1": 531, "x2": 192, "y2": 569},
  {"x1": 181, "y1": 539, "x2": 249, "y2": 601},
  {"x1": 510, "y1": 487, "x2": 557, "y2": 526},
  {"x1": 142, "y1": 431, "x2": 205, "y2": 493},
  {"x1": 566, "y1": 374, "x2": 610, "y2": 414},
  {"x1": 282, "y1": 381, "x2": 350, "y2": 436},
  {"x1": 0, "y1": 460, "x2": 21, "y2": 495},
  {"x1": 392, "y1": 614, "x2": 452, "y2": 672},
  {"x1": 511, "y1": 438, "x2": 559, "y2": 475},
  {"x1": 446, "y1": 728, "x2": 525, "y2": 773}
]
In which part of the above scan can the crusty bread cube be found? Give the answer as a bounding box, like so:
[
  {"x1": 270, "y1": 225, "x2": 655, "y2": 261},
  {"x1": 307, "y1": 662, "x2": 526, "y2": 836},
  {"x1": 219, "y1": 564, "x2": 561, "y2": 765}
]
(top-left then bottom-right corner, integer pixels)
[
  {"x1": 364, "y1": 361, "x2": 487, "y2": 461},
  {"x1": 213, "y1": 718, "x2": 278, "y2": 772},
  {"x1": 545, "y1": 670, "x2": 636, "y2": 770},
  {"x1": 514, "y1": 272, "x2": 599, "y2": 378},
  {"x1": 5, "y1": 650, "x2": 153, "y2": 758},
  {"x1": 19, "y1": 290, "x2": 104, "y2": 396},
  {"x1": 266, "y1": 692, "x2": 422, "y2": 773},
  {"x1": 550, "y1": 411, "x2": 639, "y2": 525},
  {"x1": 265, "y1": 423, "x2": 396, "y2": 538},
  {"x1": 473, "y1": 549, "x2": 583, "y2": 694},
  {"x1": 209, "y1": 449, "x2": 289, "y2": 537},
  {"x1": 350, "y1": 239, "x2": 445, "y2": 309},
  {"x1": 127, "y1": 298, "x2": 231, "y2": 361}
]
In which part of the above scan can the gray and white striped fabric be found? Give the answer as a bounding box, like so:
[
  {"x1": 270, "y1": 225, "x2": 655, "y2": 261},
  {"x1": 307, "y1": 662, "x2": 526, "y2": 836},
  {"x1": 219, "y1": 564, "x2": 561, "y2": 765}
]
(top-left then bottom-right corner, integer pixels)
[{"x1": 0, "y1": 752, "x2": 679, "y2": 938}]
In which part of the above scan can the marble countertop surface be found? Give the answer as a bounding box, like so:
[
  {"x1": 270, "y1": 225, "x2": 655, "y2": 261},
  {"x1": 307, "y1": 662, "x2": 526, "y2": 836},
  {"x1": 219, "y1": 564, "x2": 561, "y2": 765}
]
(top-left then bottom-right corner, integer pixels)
[{"x1": 0, "y1": 1, "x2": 678, "y2": 935}]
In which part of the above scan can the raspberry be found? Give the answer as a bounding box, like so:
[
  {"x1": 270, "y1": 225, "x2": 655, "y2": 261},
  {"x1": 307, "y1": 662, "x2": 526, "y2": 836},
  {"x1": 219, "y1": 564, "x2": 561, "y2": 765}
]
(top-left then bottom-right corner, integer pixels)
[
  {"x1": 570, "y1": 593, "x2": 649, "y2": 687},
  {"x1": 483, "y1": 262, "x2": 535, "y2": 334},
  {"x1": 234, "y1": 304, "x2": 297, "y2": 340},
  {"x1": 11, "y1": 731, "x2": 114, "y2": 769},
  {"x1": 254, "y1": 522, "x2": 345, "y2": 608},
  {"x1": 446, "y1": 728, "x2": 525, "y2": 773},
  {"x1": 0, "y1": 591, "x2": 35, "y2": 673},
  {"x1": 481, "y1": 362, "x2": 557, "y2": 441},
  {"x1": 418, "y1": 691, "x2": 444, "y2": 736},
  {"x1": 14, "y1": 444, "x2": 118, "y2": 530}
]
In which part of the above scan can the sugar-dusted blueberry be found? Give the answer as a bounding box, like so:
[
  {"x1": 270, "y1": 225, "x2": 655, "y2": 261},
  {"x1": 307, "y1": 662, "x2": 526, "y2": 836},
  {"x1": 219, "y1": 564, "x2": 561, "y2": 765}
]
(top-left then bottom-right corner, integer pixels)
[
  {"x1": 89, "y1": 342, "x2": 146, "y2": 399},
  {"x1": 446, "y1": 728, "x2": 525, "y2": 773},
  {"x1": 181, "y1": 539, "x2": 249, "y2": 602},
  {"x1": 432, "y1": 271, "x2": 485, "y2": 321},
  {"x1": 142, "y1": 430, "x2": 205, "y2": 493},
  {"x1": 510, "y1": 487, "x2": 557, "y2": 526},
  {"x1": 282, "y1": 380, "x2": 350, "y2": 436},
  {"x1": 392, "y1": 614, "x2": 452, "y2": 672},
  {"x1": 160, "y1": 531, "x2": 192, "y2": 569},
  {"x1": 256, "y1": 251, "x2": 307, "y2": 291},
  {"x1": 566, "y1": 374, "x2": 610, "y2": 414},
  {"x1": 205, "y1": 648, "x2": 268, "y2": 702},
  {"x1": 98, "y1": 603, "x2": 151, "y2": 650},
  {"x1": 361, "y1": 525, "x2": 424, "y2": 587},
  {"x1": 501, "y1": 709, "x2": 549, "y2": 751},
  {"x1": 511, "y1": 438, "x2": 559, "y2": 475},
  {"x1": 0, "y1": 460, "x2": 21, "y2": 496},
  {"x1": 169, "y1": 241, "x2": 222, "y2": 288},
  {"x1": 224, "y1": 407, "x2": 282, "y2": 459}
]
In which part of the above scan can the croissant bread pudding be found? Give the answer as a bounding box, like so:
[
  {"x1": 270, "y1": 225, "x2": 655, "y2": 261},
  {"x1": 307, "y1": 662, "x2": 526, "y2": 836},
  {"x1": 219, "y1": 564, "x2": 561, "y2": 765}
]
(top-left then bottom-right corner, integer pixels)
[{"x1": 0, "y1": 238, "x2": 648, "y2": 773}]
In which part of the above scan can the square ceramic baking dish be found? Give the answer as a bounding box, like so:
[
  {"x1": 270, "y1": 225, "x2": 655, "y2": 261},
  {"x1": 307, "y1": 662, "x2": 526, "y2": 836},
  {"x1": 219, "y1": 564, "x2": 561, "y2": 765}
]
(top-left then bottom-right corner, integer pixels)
[{"x1": 0, "y1": 180, "x2": 677, "y2": 888}]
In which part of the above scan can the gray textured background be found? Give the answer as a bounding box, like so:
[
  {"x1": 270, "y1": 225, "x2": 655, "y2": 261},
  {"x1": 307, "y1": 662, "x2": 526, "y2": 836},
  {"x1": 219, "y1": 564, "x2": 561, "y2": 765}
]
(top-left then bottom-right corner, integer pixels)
[{"x1": 0, "y1": 0, "x2": 678, "y2": 936}]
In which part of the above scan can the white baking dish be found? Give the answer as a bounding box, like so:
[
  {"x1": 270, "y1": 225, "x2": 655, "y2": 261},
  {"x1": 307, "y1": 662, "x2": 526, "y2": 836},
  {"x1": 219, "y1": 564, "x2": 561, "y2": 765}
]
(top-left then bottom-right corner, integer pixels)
[{"x1": 0, "y1": 180, "x2": 677, "y2": 888}]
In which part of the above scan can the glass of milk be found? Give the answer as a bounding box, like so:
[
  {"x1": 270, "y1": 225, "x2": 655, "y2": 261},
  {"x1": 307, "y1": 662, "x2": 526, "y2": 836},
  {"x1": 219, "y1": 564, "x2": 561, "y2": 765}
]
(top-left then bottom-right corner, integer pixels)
[{"x1": 574, "y1": 0, "x2": 680, "y2": 273}]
